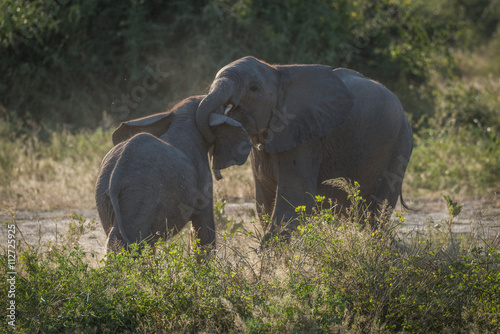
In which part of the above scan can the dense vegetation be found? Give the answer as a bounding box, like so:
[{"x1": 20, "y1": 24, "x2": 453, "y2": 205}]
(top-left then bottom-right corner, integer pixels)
[
  {"x1": 0, "y1": 0, "x2": 498, "y2": 128},
  {"x1": 2, "y1": 190, "x2": 499, "y2": 332}
]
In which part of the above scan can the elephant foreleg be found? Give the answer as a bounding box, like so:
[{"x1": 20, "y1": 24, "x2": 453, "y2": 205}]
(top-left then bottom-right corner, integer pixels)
[
  {"x1": 264, "y1": 149, "x2": 320, "y2": 243},
  {"x1": 268, "y1": 182, "x2": 317, "y2": 240},
  {"x1": 254, "y1": 175, "x2": 277, "y2": 230},
  {"x1": 191, "y1": 204, "x2": 216, "y2": 253},
  {"x1": 251, "y1": 148, "x2": 277, "y2": 229}
]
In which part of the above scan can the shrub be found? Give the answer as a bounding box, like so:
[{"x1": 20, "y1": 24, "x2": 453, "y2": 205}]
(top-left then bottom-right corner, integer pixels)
[
  {"x1": 0, "y1": 0, "x2": 480, "y2": 130},
  {"x1": 3, "y1": 192, "x2": 499, "y2": 332}
]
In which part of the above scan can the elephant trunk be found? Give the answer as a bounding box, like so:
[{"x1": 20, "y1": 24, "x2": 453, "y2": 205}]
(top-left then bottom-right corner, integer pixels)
[{"x1": 196, "y1": 79, "x2": 235, "y2": 143}]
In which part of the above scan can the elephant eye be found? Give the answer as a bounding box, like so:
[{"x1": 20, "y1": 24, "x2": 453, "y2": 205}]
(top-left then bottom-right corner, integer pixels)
[{"x1": 249, "y1": 83, "x2": 260, "y2": 92}]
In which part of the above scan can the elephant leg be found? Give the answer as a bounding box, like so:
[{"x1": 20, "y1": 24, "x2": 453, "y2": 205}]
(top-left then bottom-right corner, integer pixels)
[
  {"x1": 191, "y1": 203, "x2": 216, "y2": 252},
  {"x1": 106, "y1": 224, "x2": 126, "y2": 253},
  {"x1": 254, "y1": 175, "x2": 277, "y2": 230},
  {"x1": 251, "y1": 148, "x2": 277, "y2": 228},
  {"x1": 368, "y1": 152, "x2": 410, "y2": 228},
  {"x1": 264, "y1": 149, "x2": 320, "y2": 242},
  {"x1": 98, "y1": 201, "x2": 114, "y2": 237},
  {"x1": 269, "y1": 180, "x2": 317, "y2": 239}
]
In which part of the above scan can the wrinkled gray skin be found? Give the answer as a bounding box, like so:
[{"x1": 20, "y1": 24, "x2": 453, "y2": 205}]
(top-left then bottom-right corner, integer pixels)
[
  {"x1": 96, "y1": 96, "x2": 250, "y2": 253},
  {"x1": 196, "y1": 56, "x2": 413, "y2": 242}
]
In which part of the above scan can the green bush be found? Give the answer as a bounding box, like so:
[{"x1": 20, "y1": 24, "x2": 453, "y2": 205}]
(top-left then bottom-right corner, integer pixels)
[
  {"x1": 0, "y1": 0, "x2": 487, "y2": 130},
  {"x1": 3, "y1": 192, "x2": 499, "y2": 333}
]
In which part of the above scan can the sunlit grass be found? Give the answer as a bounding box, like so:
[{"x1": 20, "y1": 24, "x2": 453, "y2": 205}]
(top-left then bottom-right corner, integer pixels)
[
  {"x1": 0, "y1": 123, "x2": 113, "y2": 210},
  {"x1": 1, "y1": 120, "x2": 499, "y2": 210},
  {"x1": 407, "y1": 126, "x2": 500, "y2": 196},
  {"x1": 0, "y1": 121, "x2": 255, "y2": 210}
]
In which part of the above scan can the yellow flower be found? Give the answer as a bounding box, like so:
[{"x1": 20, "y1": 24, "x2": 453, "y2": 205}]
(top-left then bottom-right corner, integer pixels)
[{"x1": 295, "y1": 206, "x2": 306, "y2": 213}]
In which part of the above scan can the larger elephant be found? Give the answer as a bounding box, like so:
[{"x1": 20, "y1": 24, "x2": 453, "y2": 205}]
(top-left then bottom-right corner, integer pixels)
[{"x1": 195, "y1": 56, "x2": 413, "y2": 241}]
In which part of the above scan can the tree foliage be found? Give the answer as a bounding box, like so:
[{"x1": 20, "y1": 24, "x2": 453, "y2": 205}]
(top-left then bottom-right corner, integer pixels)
[{"x1": 0, "y1": 0, "x2": 498, "y2": 129}]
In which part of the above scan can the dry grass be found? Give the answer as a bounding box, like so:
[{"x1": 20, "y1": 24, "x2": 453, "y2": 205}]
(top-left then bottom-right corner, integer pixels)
[
  {"x1": 2, "y1": 121, "x2": 498, "y2": 211},
  {"x1": 0, "y1": 122, "x2": 255, "y2": 211},
  {"x1": 0, "y1": 124, "x2": 113, "y2": 210},
  {"x1": 213, "y1": 161, "x2": 254, "y2": 201}
]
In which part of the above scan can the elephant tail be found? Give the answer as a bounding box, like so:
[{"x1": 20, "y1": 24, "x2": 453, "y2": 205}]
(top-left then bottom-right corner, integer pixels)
[
  {"x1": 399, "y1": 191, "x2": 418, "y2": 212},
  {"x1": 109, "y1": 179, "x2": 133, "y2": 246}
]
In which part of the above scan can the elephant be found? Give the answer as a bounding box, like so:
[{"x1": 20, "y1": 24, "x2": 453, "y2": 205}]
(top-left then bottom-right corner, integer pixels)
[
  {"x1": 95, "y1": 95, "x2": 251, "y2": 253},
  {"x1": 195, "y1": 56, "x2": 413, "y2": 242}
]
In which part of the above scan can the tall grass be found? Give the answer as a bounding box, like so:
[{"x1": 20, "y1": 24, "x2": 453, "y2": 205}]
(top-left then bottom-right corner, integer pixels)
[
  {"x1": 0, "y1": 122, "x2": 113, "y2": 210},
  {"x1": 407, "y1": 126, "x2": 500, "y2": 196},
  {"x1": 2, "y1": 192, "x2": 499, "y2": 333},
  {"x1": 1, "y1": 119, "x2": 499, "y2": 210},
  {"x1": 0, "y1": 119, "x2": 258, "y2": 210}
]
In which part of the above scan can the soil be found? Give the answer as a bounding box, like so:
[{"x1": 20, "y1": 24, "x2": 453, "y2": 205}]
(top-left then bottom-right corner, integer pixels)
[{"x1": 1, "y1": 197, "x2": 499, "y2": 262}]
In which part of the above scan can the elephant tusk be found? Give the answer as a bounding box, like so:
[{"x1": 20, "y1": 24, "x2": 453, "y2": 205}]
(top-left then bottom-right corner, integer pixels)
[{"x1": 224, "y1": 104, "x2": 234, "y2": 115}]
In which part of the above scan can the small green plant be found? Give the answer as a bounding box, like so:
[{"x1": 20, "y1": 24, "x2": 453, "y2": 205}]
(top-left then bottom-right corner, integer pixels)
[
  {"x1": 443, "y1": 194, "x2": 463, "y2": 219},
  {"x1": 65, "y1": 213, "x2": 97, "y2": 245},
  {"x1": 442, "y1": 194, "x2": 464, "y2": 241},
  {"x1": 214, "y1": 198, "x2": 244, "y2": 235},
  {"x1": 2, "y1": 180, "x2": 500, "y2": 332}
]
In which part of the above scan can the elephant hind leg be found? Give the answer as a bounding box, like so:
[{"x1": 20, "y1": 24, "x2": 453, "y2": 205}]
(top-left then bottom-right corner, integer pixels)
[
  {"x1": 106, "y1": 225, "x2": 127, "y2": 253},
  {"x1": 105, "y1": 215, "x2": 157, "y2": 255},
  {"x1": 368, "y1": 153, "x2": 410, "y2": 226}
]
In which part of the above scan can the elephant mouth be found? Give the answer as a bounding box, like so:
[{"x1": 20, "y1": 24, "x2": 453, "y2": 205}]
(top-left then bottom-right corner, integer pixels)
[{"x1": 223, "y1": 102, "x2": 260, "y2": 135}]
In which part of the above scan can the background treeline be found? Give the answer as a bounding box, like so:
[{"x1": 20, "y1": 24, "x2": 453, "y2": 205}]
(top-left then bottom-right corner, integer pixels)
[{"x1": 1, "y1": 0, "x2": 499, "y2": 130}]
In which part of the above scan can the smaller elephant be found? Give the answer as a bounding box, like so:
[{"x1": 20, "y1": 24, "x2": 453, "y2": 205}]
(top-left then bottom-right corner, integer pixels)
[{"x1": 95, "y1": 96, "x2": 251, "y2": 253}]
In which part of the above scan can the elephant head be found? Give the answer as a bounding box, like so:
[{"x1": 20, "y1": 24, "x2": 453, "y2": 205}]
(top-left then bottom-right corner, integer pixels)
[
  {"x1": 196, "y1": 56, "x2": 354, "y2": 152},
  {"x1": 112, "y1": 96, "x2": 251, "y2": 170}
]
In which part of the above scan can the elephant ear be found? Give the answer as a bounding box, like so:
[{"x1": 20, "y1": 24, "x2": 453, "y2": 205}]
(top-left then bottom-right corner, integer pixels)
[
  {"x1": 112, "y1": 112, "x2": 174, "y2": 145},
  {"x1": 209, "y1": 113, "x2": 251, "y2": 170},
  {"x1": 266, "y1": 65, "x2": 354, "y2": 153}
]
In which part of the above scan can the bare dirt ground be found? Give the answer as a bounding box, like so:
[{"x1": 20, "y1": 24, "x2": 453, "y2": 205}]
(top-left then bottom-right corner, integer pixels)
[{"x1": 2, "y1": 197, "x2": 499, "y2": 262}]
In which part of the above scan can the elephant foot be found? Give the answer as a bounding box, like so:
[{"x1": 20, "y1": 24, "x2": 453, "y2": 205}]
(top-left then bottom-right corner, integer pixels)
[
  {"x1": 261, "y1": 229, "x2": 292, "y2": 248},
  {"x1": 106, "y1": 228, "x2": 128, "y2": 254}
]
